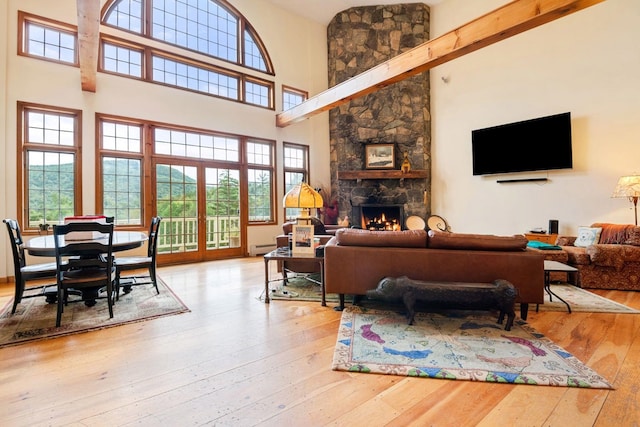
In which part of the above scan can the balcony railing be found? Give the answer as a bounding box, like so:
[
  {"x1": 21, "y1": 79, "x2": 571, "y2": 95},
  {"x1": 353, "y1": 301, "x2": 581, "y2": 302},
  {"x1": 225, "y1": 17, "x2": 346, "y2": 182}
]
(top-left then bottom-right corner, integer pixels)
[{"x1": 157, "y1": 216, "x2": 240, "y2": 253}]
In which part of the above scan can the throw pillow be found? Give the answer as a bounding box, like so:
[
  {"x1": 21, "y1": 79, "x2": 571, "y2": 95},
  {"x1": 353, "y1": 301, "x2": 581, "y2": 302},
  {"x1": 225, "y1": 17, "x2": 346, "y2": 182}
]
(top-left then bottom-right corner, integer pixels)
[
  {"x1": 594, "y1": 223, "x2": 634, "y2": 244},
  {"x1": 574, "y1": 226, "x2": 602, "y2": 247},
  {"x1": 625, "y1": 227, "x2": 640, "y2": 246}
]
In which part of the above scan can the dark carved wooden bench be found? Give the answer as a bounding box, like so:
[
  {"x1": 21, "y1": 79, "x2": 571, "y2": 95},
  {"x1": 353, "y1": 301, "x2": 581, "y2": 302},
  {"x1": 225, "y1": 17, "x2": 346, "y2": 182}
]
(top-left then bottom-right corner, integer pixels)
[{"x1": 366, "y1": 276, "x2": 518, "y2": 330}]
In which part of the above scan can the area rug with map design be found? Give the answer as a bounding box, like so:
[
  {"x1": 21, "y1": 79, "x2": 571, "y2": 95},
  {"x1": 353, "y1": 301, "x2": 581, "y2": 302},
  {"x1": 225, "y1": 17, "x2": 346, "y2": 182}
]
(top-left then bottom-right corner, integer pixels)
[
  {"x1": 0, "y1": 277, "x2": 189, "y2": 348},
  {"x1": 332, "y1": 305, "x2": 613, "y2": 388}
]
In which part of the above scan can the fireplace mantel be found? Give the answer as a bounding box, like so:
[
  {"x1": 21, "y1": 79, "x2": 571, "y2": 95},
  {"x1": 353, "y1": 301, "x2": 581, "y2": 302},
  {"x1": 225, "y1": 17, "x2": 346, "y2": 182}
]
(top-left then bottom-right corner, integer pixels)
[{"x1": 338, "y1": 170, "x2": 428, "y2": 181}]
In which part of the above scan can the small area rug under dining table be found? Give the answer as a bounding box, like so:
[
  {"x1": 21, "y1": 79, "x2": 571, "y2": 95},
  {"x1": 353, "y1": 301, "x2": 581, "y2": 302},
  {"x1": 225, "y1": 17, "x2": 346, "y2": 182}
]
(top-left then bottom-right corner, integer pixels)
[{"x1": 0, "y1": 277, "x2": 189, "y2": 348}]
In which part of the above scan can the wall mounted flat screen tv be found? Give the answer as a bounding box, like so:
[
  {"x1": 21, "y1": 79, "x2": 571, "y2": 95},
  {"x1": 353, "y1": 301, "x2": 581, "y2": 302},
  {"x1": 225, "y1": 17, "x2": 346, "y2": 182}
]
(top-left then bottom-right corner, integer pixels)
[{"x1": 472, "y1": 112, "x2": 573, "y2": 176}]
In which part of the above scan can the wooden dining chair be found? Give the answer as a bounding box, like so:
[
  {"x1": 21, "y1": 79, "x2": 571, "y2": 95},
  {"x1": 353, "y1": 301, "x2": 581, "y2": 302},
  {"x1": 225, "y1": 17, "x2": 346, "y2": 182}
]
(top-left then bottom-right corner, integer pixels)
[
  {"x1": 115, "y1": 216, "x2": 162, "y2": 299},
  {"x1": 53, "y1": 222, "x2": 117, "y2": 327},
  {"x1": 3, "y1": 218, "x2": 58, "y2": 314}
]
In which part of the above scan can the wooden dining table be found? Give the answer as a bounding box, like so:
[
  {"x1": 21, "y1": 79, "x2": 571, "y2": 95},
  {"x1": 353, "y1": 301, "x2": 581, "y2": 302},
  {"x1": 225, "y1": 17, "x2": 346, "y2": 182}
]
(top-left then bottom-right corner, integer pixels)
[
  {"x1": 24, "y1": 231, "x2": 148, "y2": 257},
  {"x1": 24, "y1": 231, "x2": 148, "y2": 305}
]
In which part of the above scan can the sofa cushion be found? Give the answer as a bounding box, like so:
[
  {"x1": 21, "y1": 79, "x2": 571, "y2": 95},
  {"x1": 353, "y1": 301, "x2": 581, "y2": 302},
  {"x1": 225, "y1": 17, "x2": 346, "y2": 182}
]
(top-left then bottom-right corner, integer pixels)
[
  {"x1": 334, "y1": 228, "x2": 427, "y2": 248},
  {"x1": 587, "y1": 244, "x2": 626, "y2": 270},
  {"x1": 574, "y1": 226, "x2": 602, "y2": 247},
  {"x1": 585, "y1": 244, "x2": 640, "y2": 270},
  {"x1": 427, "y1": 230, "x2": 528, "y2": 251},
  {"x1": 562, "y1": 245, "x2": 591, "y2": 265},
  {"x1": 526, "y1": 246, "x2": 569, "y2": 262}
]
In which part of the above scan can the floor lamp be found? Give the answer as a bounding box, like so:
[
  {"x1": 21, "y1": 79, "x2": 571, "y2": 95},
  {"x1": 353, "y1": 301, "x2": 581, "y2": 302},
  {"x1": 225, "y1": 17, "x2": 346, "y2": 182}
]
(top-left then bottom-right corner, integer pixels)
[
  {"x1": 283, "y1": 182, "x2": 323, "y2": 225},
  {"x1": 612, "y1": 175, "x2": 640, "y2": 225}
]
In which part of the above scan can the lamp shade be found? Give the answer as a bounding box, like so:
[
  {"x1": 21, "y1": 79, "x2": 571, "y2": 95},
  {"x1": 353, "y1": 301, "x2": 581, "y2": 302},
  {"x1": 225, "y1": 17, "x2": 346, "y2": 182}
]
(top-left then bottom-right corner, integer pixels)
[
  {"x1": 612, "y1": 175, "x2": 640, "y2": 225},
  {"x1": 612, "y1": 175, "x2": 640, "y2": 199},
  {"x1": 283, "y1": 182, "x2": 323, "y2": 209}
]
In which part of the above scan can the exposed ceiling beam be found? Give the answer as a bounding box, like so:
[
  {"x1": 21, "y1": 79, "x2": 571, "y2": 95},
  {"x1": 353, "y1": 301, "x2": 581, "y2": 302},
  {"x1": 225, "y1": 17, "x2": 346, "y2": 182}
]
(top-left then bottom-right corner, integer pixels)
[
  {"x1": 276, "y1": 0, "x2": 606, "y2": 127},
  {"x1": 76, "y1": 0, "x2": 101, "y2": 92}
]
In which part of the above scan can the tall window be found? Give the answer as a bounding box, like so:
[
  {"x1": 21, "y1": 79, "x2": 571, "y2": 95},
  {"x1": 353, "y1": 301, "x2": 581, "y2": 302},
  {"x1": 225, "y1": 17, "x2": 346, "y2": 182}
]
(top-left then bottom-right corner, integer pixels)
[
  {"x1": 151, "y1": 54, "x2": 240, "y2": 100},
  {"x1": 19, "y1": 103, "x2": 81, "y2": 229},
  {"x1": 150, "y1": 0, "x2": 239, "y2": 63},
  {"x1": 282, "y1": 86, "x2": 308, "y2": 111},
  {"x1": 99, "y1": 118, "x2": 143, "y2": 225},
  {"x1": 102, "y1": 0, "x2": 274, "y2": 107},
  {"x1": 244, "y1": 29, "x2": 266, "y2": 71},
  {"x1": 104, "y1": 0, "x2": 143, "y2": 32},
  {"x1": 283, "y1": 143, "x2": 309, "y2": 221},
  {"x1": 102, "y1": 40, "x2": 143, "y2": 78},
  {"x1": 20, "y1": 13, "x2": 77, "y2": 65},
  {"x1": 247, "y1": 140, "x2": 275, "y2": 222}
]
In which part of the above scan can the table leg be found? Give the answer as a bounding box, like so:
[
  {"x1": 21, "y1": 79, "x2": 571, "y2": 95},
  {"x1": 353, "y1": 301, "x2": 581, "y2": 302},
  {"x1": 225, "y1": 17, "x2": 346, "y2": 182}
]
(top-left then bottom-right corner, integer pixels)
[
  {"x1": 545, "y1": 284, "x2": 572, "y2": 313},
  {"x1": 539, "y1": 270, "x2": 572, "y2": 313},
  {"x1": 319, "y1": 260, "x2": 326, "y2": 307},
  {"x1": 264, "y1": 257, "x2": 270, "y2": 304}
]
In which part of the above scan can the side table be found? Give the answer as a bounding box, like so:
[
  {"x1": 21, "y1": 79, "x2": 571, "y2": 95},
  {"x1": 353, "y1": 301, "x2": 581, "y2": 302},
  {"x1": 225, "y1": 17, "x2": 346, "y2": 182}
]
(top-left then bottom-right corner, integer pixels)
[
  {"x1": 537, "y1": 260, "x2": 579, "y2": 313},
  {"x1": 524, "y1": 233, "x2": 558, "y2": 244},
  {"x1": 263, "y1": 247, "x2": 326, "y2": 306}
]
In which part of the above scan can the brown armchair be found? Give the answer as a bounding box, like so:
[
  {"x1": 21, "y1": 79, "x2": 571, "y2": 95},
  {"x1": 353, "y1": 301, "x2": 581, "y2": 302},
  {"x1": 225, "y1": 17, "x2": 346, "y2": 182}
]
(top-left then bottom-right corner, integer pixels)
[
  {"x1": 281, "y1": 217, "x2": 345, "y2": 236},
  {"x1": 275, "y1": 234, "x2": 333, "y2": 282},
  {"x1": 276, "y1": 217, "x2": 338, "y2": 282}
]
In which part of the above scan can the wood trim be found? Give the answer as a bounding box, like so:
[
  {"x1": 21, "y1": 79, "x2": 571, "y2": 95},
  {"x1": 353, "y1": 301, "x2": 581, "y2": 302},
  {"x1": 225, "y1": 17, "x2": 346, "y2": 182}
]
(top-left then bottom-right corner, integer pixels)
[
  {"x1": 17, "y1": 11, "x2": 80, "y2": 67},
  {"x1": 338, "y1": 170, "x2": 428, "y2": 180},
  {"x1": 275, "y1": 0, "x2": 606, "y2": 127},
  {"x1": 16, "y1": 102, "x2": 83, "y2": 232}
]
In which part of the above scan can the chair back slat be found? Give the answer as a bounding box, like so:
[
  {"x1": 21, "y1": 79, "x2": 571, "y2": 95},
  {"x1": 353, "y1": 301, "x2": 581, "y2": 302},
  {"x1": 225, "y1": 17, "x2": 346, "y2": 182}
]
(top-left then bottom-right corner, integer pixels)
[
  {"x1": 147, "y1": 216, "x2": 162, "y2": 258},
  {"x1": 53, "y1": 221, "x2": 116, "y2": 326},
  {"x1": 3, "y1": 219, "x2": 27, "y2": 271},
  {"x1": 53, "y1": 222, "x2": 115, "y2": 274}
]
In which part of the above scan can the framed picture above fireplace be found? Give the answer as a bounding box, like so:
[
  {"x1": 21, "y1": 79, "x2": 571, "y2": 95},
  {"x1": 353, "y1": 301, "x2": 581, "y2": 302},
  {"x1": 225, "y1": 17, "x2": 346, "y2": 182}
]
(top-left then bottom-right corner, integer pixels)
[{"x1": 365, "y1": 144, "x2": 395, "y2": 169}]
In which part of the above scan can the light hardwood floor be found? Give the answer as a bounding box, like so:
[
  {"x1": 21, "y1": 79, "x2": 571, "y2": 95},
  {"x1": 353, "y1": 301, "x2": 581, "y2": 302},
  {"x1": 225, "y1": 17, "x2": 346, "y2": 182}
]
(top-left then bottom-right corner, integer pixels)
[{"x1": 2, "y1": 257, "x2": 640, "y2": 426}]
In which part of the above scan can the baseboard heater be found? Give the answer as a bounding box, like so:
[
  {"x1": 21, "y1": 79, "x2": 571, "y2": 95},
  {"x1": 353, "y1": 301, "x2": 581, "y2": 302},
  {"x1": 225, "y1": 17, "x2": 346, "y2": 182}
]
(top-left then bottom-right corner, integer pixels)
[
  {"x1": 249, "y1": 243, "x2": 277, "y2": 256},
  {"x1": 496, "y1": 178, "x2": 548, "y2": 184}
]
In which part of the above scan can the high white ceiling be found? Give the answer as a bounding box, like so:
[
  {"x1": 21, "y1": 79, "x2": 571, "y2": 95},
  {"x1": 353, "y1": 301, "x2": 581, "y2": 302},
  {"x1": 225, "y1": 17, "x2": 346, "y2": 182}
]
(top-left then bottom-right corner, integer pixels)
[{"x1": 263, "y1": 0, "x2": 443, "y2": 26}]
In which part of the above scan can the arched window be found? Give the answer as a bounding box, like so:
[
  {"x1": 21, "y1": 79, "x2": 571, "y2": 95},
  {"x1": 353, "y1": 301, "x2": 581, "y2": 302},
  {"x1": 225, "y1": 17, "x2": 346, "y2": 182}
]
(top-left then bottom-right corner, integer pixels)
[{"x1": 103, "y1": 0, "x2": 273, "y2": 74}]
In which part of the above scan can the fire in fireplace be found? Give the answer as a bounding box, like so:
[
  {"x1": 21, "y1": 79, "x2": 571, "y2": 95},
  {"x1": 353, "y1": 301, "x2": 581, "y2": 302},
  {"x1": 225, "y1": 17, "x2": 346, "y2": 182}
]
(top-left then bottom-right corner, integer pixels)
[{"x1": 352, "y1": 204, "x2": 404, "y2": 230}]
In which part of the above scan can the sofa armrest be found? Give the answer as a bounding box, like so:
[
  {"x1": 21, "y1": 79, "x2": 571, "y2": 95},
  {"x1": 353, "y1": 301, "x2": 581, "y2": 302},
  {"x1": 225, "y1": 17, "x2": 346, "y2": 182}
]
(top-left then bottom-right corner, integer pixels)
[
  {"x1": 556, "y1": 235, "x2": 577, "y2": 246},
  {"x1": 324, "y1": 225, "x2": 347, "y2": 235}
]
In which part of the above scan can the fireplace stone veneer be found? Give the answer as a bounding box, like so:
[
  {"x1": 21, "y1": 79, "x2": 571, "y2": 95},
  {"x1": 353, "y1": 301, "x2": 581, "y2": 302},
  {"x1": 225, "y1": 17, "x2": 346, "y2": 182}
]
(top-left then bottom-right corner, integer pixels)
[{"x1": 328, "y1": 4, "x2": 431, "y2": 223}]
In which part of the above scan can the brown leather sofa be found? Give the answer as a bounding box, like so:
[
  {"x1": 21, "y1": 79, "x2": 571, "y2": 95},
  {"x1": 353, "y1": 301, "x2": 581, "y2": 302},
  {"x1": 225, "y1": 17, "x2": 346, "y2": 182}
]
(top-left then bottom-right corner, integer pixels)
[{"x1": 324, "y1": 228, "x2": 545, "y2": 320}]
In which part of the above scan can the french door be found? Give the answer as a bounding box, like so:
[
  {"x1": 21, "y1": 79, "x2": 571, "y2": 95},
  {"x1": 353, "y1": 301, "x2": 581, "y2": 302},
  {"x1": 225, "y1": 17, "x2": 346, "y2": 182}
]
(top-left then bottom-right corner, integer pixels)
[{"x1": 155, "y1": 162, "x2": 243, "y2": 263}]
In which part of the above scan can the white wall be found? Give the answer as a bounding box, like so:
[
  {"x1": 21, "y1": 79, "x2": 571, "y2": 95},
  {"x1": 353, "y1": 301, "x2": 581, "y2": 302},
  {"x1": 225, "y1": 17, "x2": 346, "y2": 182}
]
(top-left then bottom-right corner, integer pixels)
[
  {"x1": 430, "y1": 0, "x2": 640, "y2": 235},
  {"x1": 0, "y1": 0, "x2": 329, "y2": 278},
  {"x1": 0, "y1": 0, "x2": 10, "y2": 280}
]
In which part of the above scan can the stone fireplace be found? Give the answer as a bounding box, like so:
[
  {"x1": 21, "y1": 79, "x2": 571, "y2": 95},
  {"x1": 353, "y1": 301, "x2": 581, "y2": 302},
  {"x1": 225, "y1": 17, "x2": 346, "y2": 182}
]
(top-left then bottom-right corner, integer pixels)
[{"x1": 327, "y1": 4, "x2": 431, "y2": 227}]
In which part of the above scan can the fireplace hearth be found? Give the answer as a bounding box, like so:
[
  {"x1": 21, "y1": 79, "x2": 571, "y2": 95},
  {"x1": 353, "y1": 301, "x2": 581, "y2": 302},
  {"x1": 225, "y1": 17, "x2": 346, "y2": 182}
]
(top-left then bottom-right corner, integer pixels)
[{"x1": 352, "y1": 204, "x2": 404, "y2": 230}]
